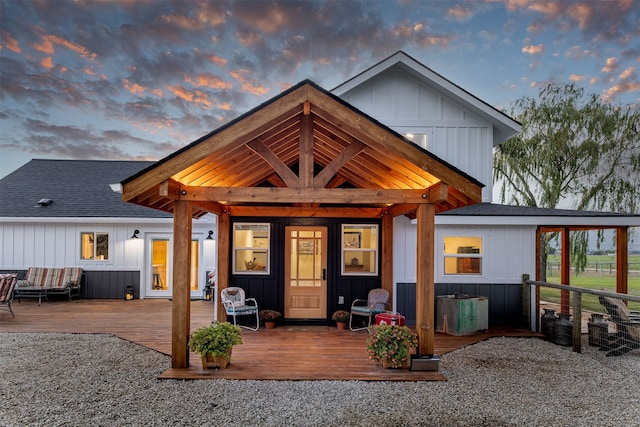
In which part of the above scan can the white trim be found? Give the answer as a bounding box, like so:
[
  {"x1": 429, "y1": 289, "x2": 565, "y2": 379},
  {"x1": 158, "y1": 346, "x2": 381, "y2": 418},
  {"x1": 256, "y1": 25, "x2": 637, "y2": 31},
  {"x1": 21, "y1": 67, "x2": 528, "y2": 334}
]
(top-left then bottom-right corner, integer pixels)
[
  {"x1": 435, "y1": 215, "x2": 640, "y2": 227},
  {"x1": 0, "y1": 217, "x2": 175, "y2": 224}
]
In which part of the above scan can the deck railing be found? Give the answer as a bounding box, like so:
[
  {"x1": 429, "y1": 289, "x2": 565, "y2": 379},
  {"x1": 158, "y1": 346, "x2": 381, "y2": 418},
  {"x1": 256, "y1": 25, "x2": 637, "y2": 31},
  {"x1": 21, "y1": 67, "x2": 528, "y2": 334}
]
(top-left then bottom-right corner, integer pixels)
[{"x1": 522, "y1": 274, "x2": 640, "y2": 353}]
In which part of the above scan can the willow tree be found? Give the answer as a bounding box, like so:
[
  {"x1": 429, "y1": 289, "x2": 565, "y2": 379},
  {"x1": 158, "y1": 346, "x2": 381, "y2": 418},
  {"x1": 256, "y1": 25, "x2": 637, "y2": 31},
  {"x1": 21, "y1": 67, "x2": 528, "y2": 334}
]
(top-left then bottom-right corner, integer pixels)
[{"x1": 494, "y1": 83, "x2": 639, "y2": 277}]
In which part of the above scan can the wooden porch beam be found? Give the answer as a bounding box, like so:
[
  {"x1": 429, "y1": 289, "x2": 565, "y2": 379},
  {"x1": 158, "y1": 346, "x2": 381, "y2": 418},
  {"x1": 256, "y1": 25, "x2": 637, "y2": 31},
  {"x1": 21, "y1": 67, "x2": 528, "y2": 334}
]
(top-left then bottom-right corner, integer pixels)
[
  {"x1": 171, "y1": 200, "x2": 192, "y2": 369},
  {"x1": 246, "y1": 139, "x2": 299, "y2": 188},
  {"x1": 416, "y1": 203, "x2": 435, "y2": 356},
  {"x1": 299, "y1": 111, "x2": 314, "y2": 188},
  {"x1": 217, "y1": 211, "x2": 230, "y2": 322},
  {"x1": 226, "y1": 205, "x2": 385, "y2": 218},
  {"x1": 561, "y1": 227, "x2": 570, "y2": 314},
  {"x1": 180, "y1": 186, "x2": 447, "y2": 205},
  {"x1": 159, "y1": 179, "x2": 182, "y2": 199},
  {"x1": 381, "y1": 213, "x2": 394, "y2": 307},
  {"x1": 616, "y1": 226, "x2": 628, "y2": 295},
  {"x1": 314, "y1": 141, "x2": 366, "y2": 188}
]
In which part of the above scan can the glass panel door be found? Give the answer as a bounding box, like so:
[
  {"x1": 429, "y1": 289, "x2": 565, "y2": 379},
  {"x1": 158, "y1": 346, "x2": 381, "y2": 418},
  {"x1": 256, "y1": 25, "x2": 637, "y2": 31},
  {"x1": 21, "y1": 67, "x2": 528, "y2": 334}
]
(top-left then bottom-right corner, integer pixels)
[
  {"x1": 146, "y1": 234, "x2": 202, "y2": 298},
  {"x1": 148, "y1": 236, "x2": 171, "y2": 297},
  {"x1": 284, "y1": 226, "x2": 327, "y2": 319}
]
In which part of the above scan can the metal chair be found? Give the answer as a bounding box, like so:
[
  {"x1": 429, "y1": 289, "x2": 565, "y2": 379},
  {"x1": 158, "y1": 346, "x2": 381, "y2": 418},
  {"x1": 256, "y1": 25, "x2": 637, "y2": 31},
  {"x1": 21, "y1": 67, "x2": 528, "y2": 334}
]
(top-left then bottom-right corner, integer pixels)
[
  {"x1": 0, "y1": 273, "x2": 18, "y2": 317},
  {"x1": 349, "y1": 288, "x2": 389, "y2": 331},
  {"x1": 220, "y1": 287, "x2": 259, "y2": 331}
]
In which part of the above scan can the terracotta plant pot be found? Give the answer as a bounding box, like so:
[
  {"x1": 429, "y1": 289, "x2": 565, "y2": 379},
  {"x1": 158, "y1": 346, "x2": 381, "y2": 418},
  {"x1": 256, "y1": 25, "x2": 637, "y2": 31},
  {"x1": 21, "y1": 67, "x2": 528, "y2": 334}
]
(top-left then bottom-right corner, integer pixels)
[
  {"x1": 265, "y1": 321, "x2": 276, "y2": 329},
  {"x1": 336, "y1": 321, "x2": 347, "y2": 330}
]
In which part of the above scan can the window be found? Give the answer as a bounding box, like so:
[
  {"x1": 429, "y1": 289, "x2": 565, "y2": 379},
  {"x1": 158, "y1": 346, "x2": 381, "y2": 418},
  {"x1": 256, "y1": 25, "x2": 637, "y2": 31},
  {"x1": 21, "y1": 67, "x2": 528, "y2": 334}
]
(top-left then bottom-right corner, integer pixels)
[
  {"x1": 404, "y1": 132, "x2": 428, "y2": 150},
  {"x1": 80, "y1": 232, "x2": 109, "y2": 261},
  {"x1": 342, "y1": 224, "x2": 378, "y2": 275},
  {"x1": 443, "y1": 236, "x2": 482, "y2": 275},
  {"x1": 233, "y1": 223, "x2": 270, "y2": 274}
]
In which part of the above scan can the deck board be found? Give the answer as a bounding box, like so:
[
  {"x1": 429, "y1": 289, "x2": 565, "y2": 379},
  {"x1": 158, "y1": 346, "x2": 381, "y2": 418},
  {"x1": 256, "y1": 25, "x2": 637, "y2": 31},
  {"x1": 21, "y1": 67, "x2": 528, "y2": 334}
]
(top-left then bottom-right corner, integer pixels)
[{"x1": 0, "y1": 298, "x2": 539, "y2": 381}]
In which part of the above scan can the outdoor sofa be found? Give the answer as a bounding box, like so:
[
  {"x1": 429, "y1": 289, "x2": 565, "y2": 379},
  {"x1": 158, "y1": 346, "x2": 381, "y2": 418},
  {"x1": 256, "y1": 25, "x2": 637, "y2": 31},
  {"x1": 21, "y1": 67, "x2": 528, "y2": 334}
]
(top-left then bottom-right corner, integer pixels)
[{"x1": 14, "y1": 267, "x2": 83, "y2": 305}]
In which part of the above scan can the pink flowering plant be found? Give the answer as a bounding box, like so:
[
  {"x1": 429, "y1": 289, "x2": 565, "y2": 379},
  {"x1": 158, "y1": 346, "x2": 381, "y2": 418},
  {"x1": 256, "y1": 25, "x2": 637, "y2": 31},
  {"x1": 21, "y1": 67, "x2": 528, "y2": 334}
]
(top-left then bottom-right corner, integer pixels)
[{"x1": 366, "y1": 324, "x2": 418, "y2": 368}]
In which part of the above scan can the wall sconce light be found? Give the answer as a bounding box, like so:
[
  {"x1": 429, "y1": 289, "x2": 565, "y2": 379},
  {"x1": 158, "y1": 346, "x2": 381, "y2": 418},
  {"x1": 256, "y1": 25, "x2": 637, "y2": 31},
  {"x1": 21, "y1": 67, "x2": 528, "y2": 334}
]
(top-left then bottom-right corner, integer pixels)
[
  {"x1": 124, "y1": 284, "x2": 135, "y2": 301},
  {"x1": 131, "y1": 229, "x2": 140, "y2": 239},
  {"x1": 206, "y1": 230, "x2": 214, "y2": 240}
]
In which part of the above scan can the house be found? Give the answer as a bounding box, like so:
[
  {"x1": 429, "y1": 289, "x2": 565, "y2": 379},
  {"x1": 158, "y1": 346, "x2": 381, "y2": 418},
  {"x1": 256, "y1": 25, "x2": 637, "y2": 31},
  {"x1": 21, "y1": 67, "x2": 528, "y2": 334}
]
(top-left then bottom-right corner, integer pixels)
[
  {"x1": 0, "y1": 159, "x2": 217, "y2": 300},
  {"x1": 2, "y1": 52, "x2": 638, "y2": 369}
]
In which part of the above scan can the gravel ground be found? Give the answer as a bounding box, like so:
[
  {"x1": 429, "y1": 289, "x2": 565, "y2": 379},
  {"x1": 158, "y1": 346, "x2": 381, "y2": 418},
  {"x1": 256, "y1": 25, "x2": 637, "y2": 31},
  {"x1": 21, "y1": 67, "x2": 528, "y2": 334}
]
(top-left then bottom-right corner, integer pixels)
[{"x1": 0, "y1": 333, "x2": 638, "y2": 427}]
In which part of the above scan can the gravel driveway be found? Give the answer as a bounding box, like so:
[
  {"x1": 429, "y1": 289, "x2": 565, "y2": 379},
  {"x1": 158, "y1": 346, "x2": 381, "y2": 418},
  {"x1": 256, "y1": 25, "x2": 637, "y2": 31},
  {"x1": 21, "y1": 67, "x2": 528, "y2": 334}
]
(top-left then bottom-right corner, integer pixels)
[{"x1": 1, "y1": 333, "x2": 638, "y2": 426}]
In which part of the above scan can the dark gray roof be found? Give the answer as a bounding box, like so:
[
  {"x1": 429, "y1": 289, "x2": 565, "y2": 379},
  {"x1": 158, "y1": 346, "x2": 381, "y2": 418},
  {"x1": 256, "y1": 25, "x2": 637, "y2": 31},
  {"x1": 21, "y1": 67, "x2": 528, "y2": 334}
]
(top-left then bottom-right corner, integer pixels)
[
  {"x1": 0, "y1": 159, "x2": 172, "y2": 218},
  {"x1": 438, "y1": 203, "x2": 638, "y2": 218}
]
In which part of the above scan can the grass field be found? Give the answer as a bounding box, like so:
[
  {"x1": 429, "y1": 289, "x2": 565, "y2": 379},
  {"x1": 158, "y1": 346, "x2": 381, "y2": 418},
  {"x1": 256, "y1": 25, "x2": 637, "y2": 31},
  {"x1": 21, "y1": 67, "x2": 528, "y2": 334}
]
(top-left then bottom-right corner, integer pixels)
[{"x1": 541, "y1": 254, "x2": 640, "y2": 312}]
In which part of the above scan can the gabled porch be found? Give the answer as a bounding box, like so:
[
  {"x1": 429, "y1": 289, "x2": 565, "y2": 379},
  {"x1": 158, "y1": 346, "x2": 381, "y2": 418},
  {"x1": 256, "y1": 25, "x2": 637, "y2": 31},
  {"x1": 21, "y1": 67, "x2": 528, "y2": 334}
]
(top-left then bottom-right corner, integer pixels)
[{"x1": 120, "y1": 80, "x2": 485, "y2": 370}]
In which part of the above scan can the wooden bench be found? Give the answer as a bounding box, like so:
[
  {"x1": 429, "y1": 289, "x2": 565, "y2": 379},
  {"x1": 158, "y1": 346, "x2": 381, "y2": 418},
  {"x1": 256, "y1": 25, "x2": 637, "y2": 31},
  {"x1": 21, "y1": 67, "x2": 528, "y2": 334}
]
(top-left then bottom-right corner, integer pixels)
[{"x1": 14, "y1": 267, "x2": 83, "y2": 305}]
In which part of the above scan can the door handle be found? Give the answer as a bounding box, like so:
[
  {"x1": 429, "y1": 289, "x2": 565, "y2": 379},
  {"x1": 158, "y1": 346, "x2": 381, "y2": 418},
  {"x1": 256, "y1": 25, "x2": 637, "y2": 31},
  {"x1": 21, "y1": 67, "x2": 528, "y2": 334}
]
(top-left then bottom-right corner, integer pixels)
[{"x1": 322, "y1": 268, "x2": 326, "y2": 281}]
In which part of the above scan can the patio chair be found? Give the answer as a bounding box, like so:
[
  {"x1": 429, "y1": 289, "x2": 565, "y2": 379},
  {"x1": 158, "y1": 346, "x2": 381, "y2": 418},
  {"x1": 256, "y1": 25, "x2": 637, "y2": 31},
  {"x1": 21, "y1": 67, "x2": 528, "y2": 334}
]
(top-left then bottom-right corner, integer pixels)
[
  {"x1": 0, "y1": 273, "x2": 18, "y2": 317},
  {"x1": 221, "y1": 287, "x2": 259, "y2": 331},
  {"x1": 598, "y1": 296, "x2": 640, "y2": 357},
  {"x1": 349, "y1": 288, "x2": 389, "y2": 331}
]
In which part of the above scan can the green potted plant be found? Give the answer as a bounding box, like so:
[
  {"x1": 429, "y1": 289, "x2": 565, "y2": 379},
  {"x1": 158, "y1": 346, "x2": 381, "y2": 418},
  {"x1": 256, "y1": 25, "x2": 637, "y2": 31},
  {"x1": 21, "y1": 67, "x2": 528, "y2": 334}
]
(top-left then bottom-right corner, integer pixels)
[
  {"x1": 366, "y1": 324, "x2": 418, "y2": 369},
  {"x1": 331, "y1": 310, "x2": 350, "y2": 330},
  {"x1": 188, "y1": 322, "x2": 243, "y2": 369},
  {"x1": 259, "y1": 309, "x2": 282, "y2": 329}
]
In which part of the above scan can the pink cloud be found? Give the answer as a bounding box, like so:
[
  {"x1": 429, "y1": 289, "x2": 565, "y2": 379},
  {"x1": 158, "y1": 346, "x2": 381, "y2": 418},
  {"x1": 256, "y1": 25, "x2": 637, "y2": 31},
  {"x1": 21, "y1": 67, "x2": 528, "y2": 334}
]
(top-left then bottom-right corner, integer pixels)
[
  {"x1": 40, "y1": 56, "x2": 54, "y2": 69},
  {"x1": 522, "y1": 43, "x2": 544, "y2": 55},
  {"x1": 2, "y1": 31, "x2": 20, "y2": 53},
  {"x1": 230, "y1": 70, "x2": 269, "y2": 96},
  {"x1": 184, "y1": 74, "x2": 232, "y2": 90},
  {"x1": 167, "y1": 85, "x2": 212, "y2": 108},
  {"x1": 209, "y1": 55, "x2": 228, "y2": 67},
  {"x1": 569, "y1": 74, "x2": 586, "y2": 82},
  {"x1": 602, "y1": 57, "x2": 619, "y2": 73},
  {"x1": 124, "y1": 79, "x2": 145, "y2": 96},
  {"x1": 448, "y1": 5, "x2": 472, "y2": 21}
]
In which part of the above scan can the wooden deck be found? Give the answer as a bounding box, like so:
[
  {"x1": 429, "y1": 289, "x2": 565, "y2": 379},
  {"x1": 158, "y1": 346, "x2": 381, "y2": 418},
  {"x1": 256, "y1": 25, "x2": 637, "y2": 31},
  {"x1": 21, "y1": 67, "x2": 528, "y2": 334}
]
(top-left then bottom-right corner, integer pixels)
[{"x1": 0, "y1": 298, "x2": 539, "y2": 381}]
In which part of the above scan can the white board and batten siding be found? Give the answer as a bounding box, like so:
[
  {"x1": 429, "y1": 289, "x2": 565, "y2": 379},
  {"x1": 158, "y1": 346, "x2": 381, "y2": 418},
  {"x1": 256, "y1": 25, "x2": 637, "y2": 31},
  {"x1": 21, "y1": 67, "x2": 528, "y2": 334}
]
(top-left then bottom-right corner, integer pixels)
[
  {"x1": 393, "y1": 216, "x2": 536, "y2": 285},
  {"x1": 0, "y1": 219, "x2": 217, "y2": 299},
  {"x1": 339, "y1": 67, "x2": 494, "y2": 202}
]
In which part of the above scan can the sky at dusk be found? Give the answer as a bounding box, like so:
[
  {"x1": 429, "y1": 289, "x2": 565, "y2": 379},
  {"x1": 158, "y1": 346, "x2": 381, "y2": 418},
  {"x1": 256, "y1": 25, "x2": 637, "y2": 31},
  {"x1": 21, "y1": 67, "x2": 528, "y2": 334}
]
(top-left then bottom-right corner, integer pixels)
[{"x1": 1, "y1": 0, "x2": 639, "y2": 179}]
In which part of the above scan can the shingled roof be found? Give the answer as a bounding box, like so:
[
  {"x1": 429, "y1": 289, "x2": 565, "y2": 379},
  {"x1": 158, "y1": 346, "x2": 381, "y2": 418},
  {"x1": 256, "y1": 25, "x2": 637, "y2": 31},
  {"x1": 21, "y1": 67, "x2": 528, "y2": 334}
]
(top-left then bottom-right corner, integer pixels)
[{"x1": 0, "y1": 159, "x2": 171, "y2": 218}]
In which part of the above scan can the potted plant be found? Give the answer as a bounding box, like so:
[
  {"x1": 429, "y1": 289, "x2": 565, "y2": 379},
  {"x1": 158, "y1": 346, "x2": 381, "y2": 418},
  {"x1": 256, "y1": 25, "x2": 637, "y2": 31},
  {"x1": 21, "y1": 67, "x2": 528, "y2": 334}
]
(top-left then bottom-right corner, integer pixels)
[
  {"x1": 259, "y1": 309, "x2": 282, "y2": 329},
  {"x1": 366, "y1": 324, "x2": 418, "y2": 369},
  {"x1": 188, "y1": 322, "x2": 243, "y2": 369},
  {"x1": 332, "y1": 310, "x2": 350, "y2": 330}
]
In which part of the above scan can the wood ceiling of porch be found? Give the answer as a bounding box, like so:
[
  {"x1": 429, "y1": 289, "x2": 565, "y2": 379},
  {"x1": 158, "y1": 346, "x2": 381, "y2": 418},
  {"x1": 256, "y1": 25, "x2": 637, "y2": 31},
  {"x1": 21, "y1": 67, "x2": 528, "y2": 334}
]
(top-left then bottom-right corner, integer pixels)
[{"x1": 122, "y1": 81, "x2": 482, "y2": 218}]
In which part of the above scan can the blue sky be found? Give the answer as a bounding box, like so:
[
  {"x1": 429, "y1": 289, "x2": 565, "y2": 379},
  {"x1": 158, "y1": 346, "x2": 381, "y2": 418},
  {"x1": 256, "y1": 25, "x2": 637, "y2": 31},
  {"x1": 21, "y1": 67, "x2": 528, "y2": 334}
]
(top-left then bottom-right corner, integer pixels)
[{"x1": 1, "y1": 0, "x2": 638, "y2": 179}]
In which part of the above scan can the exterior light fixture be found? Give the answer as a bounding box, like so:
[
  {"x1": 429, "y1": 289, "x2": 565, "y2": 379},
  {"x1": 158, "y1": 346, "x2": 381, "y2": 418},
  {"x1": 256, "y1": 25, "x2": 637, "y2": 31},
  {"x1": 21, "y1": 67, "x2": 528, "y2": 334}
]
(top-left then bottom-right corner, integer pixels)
[
  {"x1": 131, "y1": 229, "x2": 140, "y2": 239},
  {"x1": 206, "y1": 230, "x2": 214, "y2": 240},
  {"x1": 124, "y1": 284, "x2": 135, "y2": 301}
]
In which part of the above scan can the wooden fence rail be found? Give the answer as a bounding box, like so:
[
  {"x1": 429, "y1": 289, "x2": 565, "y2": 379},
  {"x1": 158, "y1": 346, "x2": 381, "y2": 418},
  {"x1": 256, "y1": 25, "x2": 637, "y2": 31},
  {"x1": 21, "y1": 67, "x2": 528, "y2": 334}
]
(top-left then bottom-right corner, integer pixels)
[{"x1": 521, "y1": 273, "x2": 640, "y2": 353}]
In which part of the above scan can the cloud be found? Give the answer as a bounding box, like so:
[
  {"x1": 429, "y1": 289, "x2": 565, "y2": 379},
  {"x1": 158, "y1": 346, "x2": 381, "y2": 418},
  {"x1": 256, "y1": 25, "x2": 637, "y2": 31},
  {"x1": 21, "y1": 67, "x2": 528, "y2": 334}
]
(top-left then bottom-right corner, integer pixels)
[
  {"x1": 184, "y1": 73, "x2": 232, "y2": 90},
  {"x1": 522, "y1": 43, "x2": 544, "y2": 55},
  {"x1": 602, "y1": 57, "x2": 619, "y2": 74},
  {"x1": 1, "y1": 31, "x2": 21, "y2": 53},
  {"x1": 569, "y1": 74, "x2": 586, "y2": 82}
]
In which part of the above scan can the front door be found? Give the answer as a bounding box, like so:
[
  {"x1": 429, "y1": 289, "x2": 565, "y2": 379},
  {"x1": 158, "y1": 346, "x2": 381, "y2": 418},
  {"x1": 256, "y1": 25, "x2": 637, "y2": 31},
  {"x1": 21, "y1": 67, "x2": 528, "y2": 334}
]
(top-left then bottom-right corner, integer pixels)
[
  {"x1": 284, "y1": 226, "x2": 327, "y2": 319},
  {"x1": 146, "y1": 234, "x2": 202, "y2": 299}
]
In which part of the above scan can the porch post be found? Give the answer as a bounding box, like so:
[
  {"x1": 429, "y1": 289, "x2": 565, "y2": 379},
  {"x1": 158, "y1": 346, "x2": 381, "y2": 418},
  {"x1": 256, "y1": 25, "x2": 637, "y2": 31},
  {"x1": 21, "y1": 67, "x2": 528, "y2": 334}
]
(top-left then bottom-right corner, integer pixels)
[
  {"x1": 381, "y1": 213, "x2": 394, "y2": 306},
  {"x1": 560, "y1": 227, "x2": 570, "y2": 314},
  {"x1": 616, "y1": 226, "x2": 628, "y2": 295},
  {"x1": 415, "y1": 203, "x2": 435, "y2": 356},
  {"x1": 216, "y1": 210, "x2": 230, "y2": 322},
  {"x1": 172, "y1": 200, "x2": 192, "y2": 369}
]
